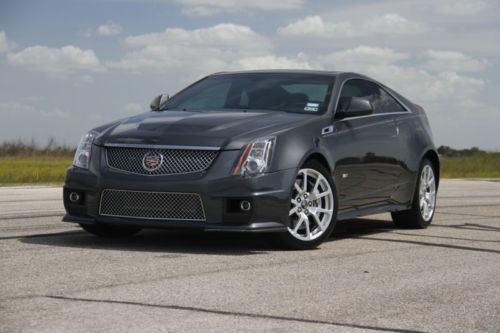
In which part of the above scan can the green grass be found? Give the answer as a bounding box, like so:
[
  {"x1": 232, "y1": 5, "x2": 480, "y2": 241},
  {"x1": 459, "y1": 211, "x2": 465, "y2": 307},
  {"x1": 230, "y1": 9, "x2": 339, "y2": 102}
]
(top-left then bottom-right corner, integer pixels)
[
  {"x1": 1, "y1": 152, "x2": 500, "y2": 185},
  {"x1": 440, "y1": 153, "x2": 500, "y2": 178},
  {"x1": 0, "y1": 157, "x2": 72, "y2": 185}
]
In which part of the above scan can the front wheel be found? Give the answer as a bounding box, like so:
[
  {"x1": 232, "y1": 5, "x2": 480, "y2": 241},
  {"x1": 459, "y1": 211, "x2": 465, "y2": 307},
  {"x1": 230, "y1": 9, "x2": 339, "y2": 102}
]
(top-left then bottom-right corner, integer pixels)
[
  {"x1": 79, "y1": 223, "x2": 142, "y2": 237},
  {"x1": 392, "y1": 159, "x2": 437, "y2": 228},
  {"x1": 276, "y1": 160, "x2": 338, "y2": 250}
]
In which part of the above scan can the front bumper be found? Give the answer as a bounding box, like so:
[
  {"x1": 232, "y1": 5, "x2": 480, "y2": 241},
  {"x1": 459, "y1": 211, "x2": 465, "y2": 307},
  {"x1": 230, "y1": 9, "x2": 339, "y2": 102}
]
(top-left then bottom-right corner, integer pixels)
[{"x1": 63, "y1": 147, "x2": 295, "y2": 232}]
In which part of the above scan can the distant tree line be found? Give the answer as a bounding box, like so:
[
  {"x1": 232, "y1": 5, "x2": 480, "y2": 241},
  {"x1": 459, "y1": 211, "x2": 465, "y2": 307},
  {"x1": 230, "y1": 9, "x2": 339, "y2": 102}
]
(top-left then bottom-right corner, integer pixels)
[
  {"x1": 437, "y1": 145, "x2": 484, "y2": 158},
  {"x1": 0, "y1": 138, "x2": 75, "y2": 157}
]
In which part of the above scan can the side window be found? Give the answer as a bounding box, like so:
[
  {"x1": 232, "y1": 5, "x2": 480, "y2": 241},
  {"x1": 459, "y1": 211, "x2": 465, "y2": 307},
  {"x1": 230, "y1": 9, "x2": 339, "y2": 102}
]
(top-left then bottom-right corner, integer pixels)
[
  {"x1": 338, "y1": 79, "x2": 406, "y2": 114},
  {"x1": 176, "y1": 81, "x2": 230, "y2": 109},
  {"x1": 338, "y1": 79, "x2": 373, "y2": 111},
  {"x1": 371, "y1": 85, "x2": 406, "y2": 114}
]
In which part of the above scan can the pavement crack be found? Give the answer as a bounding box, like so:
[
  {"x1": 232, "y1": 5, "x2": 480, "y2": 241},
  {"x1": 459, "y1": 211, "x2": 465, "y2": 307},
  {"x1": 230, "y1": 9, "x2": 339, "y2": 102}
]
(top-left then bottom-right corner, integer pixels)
[{"x1": 44, "y1": 295, "x2": 426, "y2": 333}]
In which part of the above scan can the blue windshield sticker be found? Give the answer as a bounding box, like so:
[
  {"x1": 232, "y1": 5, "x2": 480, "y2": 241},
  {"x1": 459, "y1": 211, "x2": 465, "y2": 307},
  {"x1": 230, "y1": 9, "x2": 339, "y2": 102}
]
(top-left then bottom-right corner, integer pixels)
[{"x1": 304, "y1": 102, "x2": 319, "y2": 112}]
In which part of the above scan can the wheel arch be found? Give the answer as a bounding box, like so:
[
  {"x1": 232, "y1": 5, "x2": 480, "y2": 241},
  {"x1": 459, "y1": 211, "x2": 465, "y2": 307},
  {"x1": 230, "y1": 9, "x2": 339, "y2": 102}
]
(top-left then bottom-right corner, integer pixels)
[{"x1": 299, "y1": 150, "x2": 333, "y2": 176}]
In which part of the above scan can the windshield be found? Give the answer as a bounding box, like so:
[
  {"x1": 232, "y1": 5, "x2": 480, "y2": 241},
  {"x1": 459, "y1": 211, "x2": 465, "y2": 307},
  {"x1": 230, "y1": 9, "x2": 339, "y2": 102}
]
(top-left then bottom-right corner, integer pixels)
[{"x1": 163, "y1": 73, "x2": 335, "y2": 114}]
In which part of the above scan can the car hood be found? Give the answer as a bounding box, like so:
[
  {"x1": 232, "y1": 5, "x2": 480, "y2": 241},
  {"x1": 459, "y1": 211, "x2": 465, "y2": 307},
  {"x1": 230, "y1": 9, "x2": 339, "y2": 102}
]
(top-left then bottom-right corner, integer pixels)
[{"x1": 94, "y1": 110, "x2": 315, "y2": 150}]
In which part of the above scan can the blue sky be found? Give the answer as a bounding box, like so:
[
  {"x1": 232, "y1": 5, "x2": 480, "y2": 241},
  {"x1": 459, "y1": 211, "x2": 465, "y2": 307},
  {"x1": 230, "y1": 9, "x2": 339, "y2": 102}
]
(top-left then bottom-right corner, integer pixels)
[{"x1": 0, "y1": 0, "x2": 499, "y2": 149}]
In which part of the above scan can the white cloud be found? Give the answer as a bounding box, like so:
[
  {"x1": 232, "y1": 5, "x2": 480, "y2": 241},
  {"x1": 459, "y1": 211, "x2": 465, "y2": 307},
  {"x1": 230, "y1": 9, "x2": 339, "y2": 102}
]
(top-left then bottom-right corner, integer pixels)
[
  {"x1": 278, "y1": 13, "x2": 427, "y2": 38},
  {"x1": 98, "y1": 22, "x2": 123, "y2": 36},
  {"x1": 110, "y1": 23, "x2": 271, "y2": 76},
  {"x1": 123, "y1": 23, "x2": 269, "y2": 50},
  {"x1": 0, "y1": 31, "x2": 17, "y2": 53},
  {"x1": 277, "y1": 16, "x2": 327, "y2": 36},
  {"x1": 423, "y1": 50, "x2": 487, "y2": 72},
  {"x1": 316, "y1": 46, "x2": 484, "y2": 104},
  {"x1": 237, "y1": 54, "x2": 312, "y2": 70},
  {"x1": 176, "y1": 0, "x2": 304, "y2": 15},
  {"x1": 320, "y1": 46, "x2": 409, "y2": 68},
  {"x1": 7, "y1": 45, "x2": 106, "y2": 77}
]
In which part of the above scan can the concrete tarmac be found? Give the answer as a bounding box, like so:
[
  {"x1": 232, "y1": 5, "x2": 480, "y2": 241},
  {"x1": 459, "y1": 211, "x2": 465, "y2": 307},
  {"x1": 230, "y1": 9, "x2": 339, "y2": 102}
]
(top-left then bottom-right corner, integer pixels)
[{"x1": 1, "y1": 180, "x2": 499, "y2": 332}]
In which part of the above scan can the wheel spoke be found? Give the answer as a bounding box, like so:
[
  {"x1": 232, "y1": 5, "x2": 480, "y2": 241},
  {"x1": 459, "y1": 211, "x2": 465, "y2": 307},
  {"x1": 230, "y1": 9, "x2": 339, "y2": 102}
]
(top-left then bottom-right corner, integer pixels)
[
  {"x1": 312, "y1": 176, "x2": 320, "y2": 193},
  {"x1": 422, "y1": 167, "x2": 428, "y2": 186},
  {"x1": 428, "y1": 176, "x2": 435, "y2": 188},
  {"x1": 294, "y1": 181, "x2": 302, "y2": 194},
  {"x1": 429, "y1": 192, "x2": 436, "y2": 205},
  {"x1": 305, "y1": 217, "x2": 311, "y2": 240},
  {"x1": 289, "y1": 207, "x2": 298, "y2": 216},
  {"x1": 293, "y1": 214, "x2": 305, "y2": 233},
  {"x1": 316, "y1": 208, "x2": 332, "y2": 214},
  {"x1": 302, "y1": 170, "x2": 308, "y2": 192},
  {"x1": 312, "y1": 213, "x2": 322, "y2": 231},
  {"x1": 315, "y1": 190, "x2": 331, "y2": 200}
]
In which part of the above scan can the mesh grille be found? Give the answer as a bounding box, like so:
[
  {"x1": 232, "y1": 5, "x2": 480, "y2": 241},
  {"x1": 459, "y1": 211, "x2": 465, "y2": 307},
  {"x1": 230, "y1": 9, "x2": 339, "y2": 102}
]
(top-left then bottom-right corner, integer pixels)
[
  {"x1": 106, "y1": 147, "x2": 218, "y2": 175},
  {"x1": 99, "y1": 189, "x2": 206, "y2": 221}
]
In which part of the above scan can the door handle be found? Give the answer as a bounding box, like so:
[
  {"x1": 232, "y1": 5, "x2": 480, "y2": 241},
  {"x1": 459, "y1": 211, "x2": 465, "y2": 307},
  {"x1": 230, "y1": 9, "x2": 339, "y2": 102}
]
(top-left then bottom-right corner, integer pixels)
[
  {"x1": 393, "y1": 126, "x2": 400, "y2": 137},
  {"x1": 392, "y1": 119, "x2": 400, "y2": 138}
]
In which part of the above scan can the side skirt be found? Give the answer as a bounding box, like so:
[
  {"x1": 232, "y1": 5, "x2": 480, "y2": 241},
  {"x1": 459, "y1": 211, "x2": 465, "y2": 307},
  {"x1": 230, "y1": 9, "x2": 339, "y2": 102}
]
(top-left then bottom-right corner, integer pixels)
[{"x1": 337, "y1": 203, "x2": 409, "y2": 221}]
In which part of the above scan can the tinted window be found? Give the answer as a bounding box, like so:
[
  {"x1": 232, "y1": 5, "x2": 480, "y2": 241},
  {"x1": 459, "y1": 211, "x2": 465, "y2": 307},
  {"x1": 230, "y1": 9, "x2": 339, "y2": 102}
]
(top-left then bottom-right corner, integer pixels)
[
  {"x1": 371, "y1": 85, "x2": 406, "y2": 113},
  {"x1": 175, "y1": 81, "x2": 231, "y2": 109},
  {"x1": 165, "y1": 74, "x2": 335, "y2": 114},
  {"x1": 339, "y1": 79, "x2": 406, "y2": 114}
]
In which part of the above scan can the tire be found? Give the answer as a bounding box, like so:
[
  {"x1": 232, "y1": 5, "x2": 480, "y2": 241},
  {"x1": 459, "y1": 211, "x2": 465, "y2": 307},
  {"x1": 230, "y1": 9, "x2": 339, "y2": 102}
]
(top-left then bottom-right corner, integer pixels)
[
  {"x1": 276, "y1": 160, "x2": 338, "y2": 250},
  {"x1": 392, "y1": 159, "x2": 437, "y2": 228},
  {"x1": 79, "y1": 223, "x2": 142, "y2": 237}
]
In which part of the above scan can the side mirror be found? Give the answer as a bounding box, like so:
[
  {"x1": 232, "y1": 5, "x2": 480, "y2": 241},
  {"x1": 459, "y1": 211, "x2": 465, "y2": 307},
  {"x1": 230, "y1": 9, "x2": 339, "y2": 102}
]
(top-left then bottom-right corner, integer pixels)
[
  {"x1": 150, "y1": 94, "x2": 170, "y2": 111},
  {"x1": 335, "y1": 96, "x2": 373, "y2": 119}
]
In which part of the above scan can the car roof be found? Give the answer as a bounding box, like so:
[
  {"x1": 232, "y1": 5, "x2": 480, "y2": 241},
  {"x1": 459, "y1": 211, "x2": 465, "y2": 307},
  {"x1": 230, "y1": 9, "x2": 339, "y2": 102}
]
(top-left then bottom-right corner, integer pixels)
[{"x1": 210, "y1": 69, "x2": 355, "y2": 77}]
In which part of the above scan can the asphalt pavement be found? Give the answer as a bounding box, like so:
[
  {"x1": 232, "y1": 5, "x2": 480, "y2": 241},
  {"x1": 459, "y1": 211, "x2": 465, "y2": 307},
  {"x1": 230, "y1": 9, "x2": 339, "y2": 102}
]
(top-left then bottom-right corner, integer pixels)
[{"x1": 1, "y1": 180, "x2": 499, "y2": 332}]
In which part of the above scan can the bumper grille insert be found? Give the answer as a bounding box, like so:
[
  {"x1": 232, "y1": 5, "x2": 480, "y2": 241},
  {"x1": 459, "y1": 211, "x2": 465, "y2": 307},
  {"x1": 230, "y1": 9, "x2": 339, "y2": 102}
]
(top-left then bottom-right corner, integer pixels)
[
  {"x1": 106, "y1": 147, "x2": 218, "y2": 176},
  {"x1": 99, "y1": 189, "x2": 206, "y2": 221}
]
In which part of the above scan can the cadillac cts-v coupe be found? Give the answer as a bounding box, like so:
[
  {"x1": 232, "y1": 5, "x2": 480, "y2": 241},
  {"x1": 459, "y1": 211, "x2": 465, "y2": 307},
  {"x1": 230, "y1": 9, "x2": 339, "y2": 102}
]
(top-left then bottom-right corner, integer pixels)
[{"x1": 63, "y1": 70, "x2": 439, "y2": 249}]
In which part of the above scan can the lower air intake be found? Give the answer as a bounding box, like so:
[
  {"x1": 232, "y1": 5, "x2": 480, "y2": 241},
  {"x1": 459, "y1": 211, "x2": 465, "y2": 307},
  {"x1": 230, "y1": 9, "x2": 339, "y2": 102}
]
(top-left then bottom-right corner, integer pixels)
[{"x1": 99, "y1": 189, "x2": 206, "y2": 221}]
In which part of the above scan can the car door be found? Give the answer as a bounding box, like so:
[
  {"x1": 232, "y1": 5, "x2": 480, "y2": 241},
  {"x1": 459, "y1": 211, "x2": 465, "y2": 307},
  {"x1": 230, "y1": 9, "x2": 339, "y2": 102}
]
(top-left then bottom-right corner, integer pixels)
[{"x1": 326, "y1": 79, "x2": 403, "y2": 211}]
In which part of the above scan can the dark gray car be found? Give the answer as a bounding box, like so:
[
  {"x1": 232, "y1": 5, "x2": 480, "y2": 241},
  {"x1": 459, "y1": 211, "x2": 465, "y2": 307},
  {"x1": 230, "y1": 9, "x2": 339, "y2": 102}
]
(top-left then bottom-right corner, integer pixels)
[{"x1": 63, "y1": 70, "x2": 439, "y2": 249}]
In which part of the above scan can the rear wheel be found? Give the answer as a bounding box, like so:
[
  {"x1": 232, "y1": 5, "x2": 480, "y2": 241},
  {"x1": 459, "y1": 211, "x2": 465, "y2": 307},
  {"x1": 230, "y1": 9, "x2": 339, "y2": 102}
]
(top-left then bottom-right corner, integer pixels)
[
  {"x1": 276, "y1": 160, "x2": 338, "y2": 250},
  {"x1": 392, "y1": 159, "x2": 437, "y2": 228},
  {"x1": 79, "y1": 223, "x2": 142, "y2": 237}
]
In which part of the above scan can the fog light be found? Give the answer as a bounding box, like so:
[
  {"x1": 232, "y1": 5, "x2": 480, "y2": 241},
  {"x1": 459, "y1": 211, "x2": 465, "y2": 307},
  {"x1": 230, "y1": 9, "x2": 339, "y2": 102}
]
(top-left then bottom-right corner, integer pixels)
[
  {"x1": 240, "y1": 200, "x2": 252, "y2": 211},
  {"x1": 69, "y1": 192, "x2": 81, "y2": 203}
]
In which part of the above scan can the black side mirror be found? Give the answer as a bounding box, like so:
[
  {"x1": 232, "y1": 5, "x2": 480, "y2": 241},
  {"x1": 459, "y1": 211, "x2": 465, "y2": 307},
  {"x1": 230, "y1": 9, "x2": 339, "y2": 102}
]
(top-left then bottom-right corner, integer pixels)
[
  {"x1": 335, "y1": 96, "x2": 373, "y2": 119},
  {"x1": 150, "y1": 94, "x2": 170, "y2": 111}
]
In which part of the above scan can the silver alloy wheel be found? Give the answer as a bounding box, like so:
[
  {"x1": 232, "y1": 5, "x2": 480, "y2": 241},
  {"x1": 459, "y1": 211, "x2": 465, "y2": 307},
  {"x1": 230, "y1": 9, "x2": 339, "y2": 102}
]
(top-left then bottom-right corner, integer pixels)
[
  {"x1": 419, "y1": 164, "x2": 436, "y2": 222},
  {"x1": 288, "y1": 168, "x2": 334, "y2": 241}
]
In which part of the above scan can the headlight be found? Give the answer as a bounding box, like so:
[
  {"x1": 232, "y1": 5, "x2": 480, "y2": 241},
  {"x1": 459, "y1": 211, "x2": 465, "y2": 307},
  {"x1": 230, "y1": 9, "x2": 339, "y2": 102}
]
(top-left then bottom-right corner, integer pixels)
[
  {"x1": 233, "y1": 136, "x2": 275, "y2": 176},
  {"x1": 73, "y1": 130, "x2": 98, "y2": 169}
]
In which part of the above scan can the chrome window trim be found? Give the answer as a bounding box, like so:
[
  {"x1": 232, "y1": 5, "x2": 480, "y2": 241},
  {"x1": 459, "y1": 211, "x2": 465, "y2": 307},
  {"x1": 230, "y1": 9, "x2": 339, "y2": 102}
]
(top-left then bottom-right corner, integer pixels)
[
  {"x1": 333, "y1": 77, "x2": 412, "y2": 118},
  {"x1": 103, "y1": 143, "x2": 221, "y2": 151},
  {"x1": 99, "y1": 189, "x2": 207, "y2": 222},
  {"x1": 337, "y1": 111, "x2": 412, "y2": 122}
]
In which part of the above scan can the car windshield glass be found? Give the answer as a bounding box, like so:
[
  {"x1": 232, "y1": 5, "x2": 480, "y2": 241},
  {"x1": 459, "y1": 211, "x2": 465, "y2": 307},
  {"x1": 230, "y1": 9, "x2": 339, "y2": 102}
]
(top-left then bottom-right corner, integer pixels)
[{"x1": 163, "y1": 73, "x2": 335, "y2": 114}]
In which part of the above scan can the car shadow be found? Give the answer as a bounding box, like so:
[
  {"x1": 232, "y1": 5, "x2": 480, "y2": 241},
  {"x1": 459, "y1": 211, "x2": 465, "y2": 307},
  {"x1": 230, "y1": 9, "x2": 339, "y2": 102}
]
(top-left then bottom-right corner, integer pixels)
[{"x1": 20, "y1": 218, "x2": 397, "y2": 255}]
